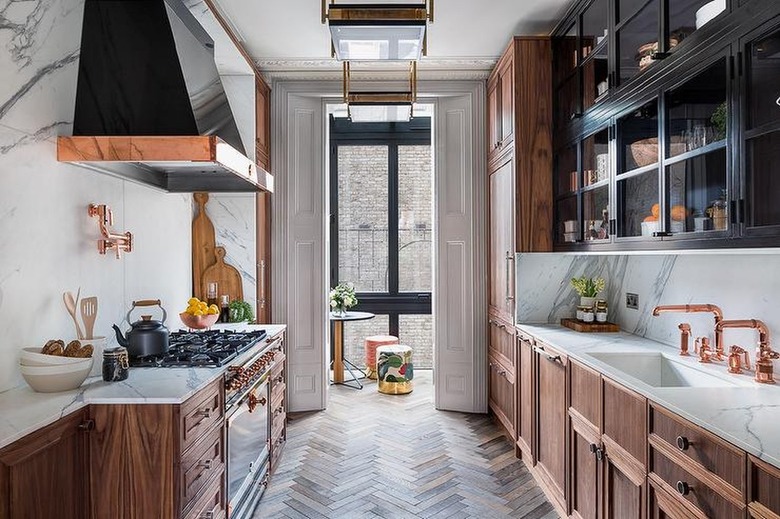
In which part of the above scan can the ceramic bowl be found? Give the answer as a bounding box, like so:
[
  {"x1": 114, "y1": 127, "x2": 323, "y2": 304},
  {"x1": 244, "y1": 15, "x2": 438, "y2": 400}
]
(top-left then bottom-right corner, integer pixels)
[
  {"x1": 180, "y1": 312, "x2": 220, "y2": 330},
  {"x1": 20, "y1": 360, "x2": 93, "y2": 393},
  {"x1": 20, "y1": 347, "x2": 95, "y2": 367}
]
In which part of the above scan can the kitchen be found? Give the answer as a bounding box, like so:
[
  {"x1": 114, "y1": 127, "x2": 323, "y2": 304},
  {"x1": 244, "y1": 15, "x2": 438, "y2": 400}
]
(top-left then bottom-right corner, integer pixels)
[{"x1": 2, "y1": 0, "x2": 780, "y2": 518}]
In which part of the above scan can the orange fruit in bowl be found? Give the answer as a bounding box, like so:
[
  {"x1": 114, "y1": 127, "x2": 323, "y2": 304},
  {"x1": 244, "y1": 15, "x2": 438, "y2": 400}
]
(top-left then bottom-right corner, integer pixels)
[
  {"x1": 651, "y1": 203, "x2": 660, "y2": 218},
  {"x1": 644, "y1": 215, "x2": 658, "y2": 222},
  {"x1": 671, "y1": 205, "x2": 688, "y2": 221}
]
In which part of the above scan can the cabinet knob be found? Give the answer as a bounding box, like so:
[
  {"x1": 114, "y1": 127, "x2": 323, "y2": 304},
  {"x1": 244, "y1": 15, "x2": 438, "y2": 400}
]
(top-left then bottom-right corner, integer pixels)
[
  {"x1": 676, "y1": 435, "x2": 691, "y2": 451},
  {"x1": 589, "y1": 443, "x2": 598, "y2": 454},
  {"x1": 78, "y1": 420, "x2": 95, "y2": 431},
  {"x1": 199, "y1": 512, "x2": 214, "y2": 519},
  {"x1": 198, "y1": 459, "x2": 213, "y2": 470},
  {"x1": 497, "y1": 369, "x2": 507, "y2": 377},
  {"x1": 676, "y1": 481, "x2": 691, "y2": 496},
  {"x1": 595, "y1": 448, "x2": 605, "y2": 461}
]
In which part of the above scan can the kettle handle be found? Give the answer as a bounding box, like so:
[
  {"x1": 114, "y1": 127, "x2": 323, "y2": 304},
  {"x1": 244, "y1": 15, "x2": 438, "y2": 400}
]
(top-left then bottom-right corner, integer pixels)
[{"x1": 127, "y1": 300, "x2": 167, "y2": 324}]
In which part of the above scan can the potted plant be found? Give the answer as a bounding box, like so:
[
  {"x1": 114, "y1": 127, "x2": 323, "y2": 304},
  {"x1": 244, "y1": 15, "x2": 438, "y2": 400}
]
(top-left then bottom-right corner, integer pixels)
[
  {"x1": 570, "y1": 276, "x2": 606, "y2": 308},
  {"x1": 329, "y1": 283, "x2": 358, "y2": 317}
]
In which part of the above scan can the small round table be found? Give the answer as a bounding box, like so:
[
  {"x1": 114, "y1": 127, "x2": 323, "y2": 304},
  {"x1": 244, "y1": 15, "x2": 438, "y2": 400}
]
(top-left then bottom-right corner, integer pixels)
[{"x1": 330, "y1": 311, "x2": 375, "y2": 389}]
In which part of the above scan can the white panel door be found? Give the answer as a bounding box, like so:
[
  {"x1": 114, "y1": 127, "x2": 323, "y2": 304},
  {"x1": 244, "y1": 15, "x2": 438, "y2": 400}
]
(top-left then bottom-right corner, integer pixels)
[
  {"x1": 434, "y1": 94, "x2": 487, "y2": 413},
  {"x1": 283, "y1": 94, "x2": 327, "y2": 412}
]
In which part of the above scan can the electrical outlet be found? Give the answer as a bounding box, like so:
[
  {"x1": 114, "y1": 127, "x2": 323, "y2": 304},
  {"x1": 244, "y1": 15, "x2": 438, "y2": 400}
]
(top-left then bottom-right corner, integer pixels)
[{"x1": 626, "y1": 292, "x2": 639, "y2": 310}]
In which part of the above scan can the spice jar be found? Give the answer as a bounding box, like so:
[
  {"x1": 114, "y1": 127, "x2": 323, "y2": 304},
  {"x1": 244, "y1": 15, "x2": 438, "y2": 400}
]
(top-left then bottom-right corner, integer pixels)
[
  {"x1": 595, "y1": 299, "x2": 608, "y2": 323},
  {"x1": 103, "y1": 347, "x2": 129, "y2": 382},
  {"x1": 582, "y1": 307, "x2": 595, "y2": 323},
  {"x1": 576, "y1": 305, "x2": 589, "y2": 321}
]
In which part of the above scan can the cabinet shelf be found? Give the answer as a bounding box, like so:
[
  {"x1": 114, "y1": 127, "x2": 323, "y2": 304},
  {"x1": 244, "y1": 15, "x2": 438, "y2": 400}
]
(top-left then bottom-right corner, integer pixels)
[
  {"x1": 665, "y1": 139, "x2": 726, "y2": 165},
  {"x1": 618, "y1": 162, "x2": 659, "y2": 179}
]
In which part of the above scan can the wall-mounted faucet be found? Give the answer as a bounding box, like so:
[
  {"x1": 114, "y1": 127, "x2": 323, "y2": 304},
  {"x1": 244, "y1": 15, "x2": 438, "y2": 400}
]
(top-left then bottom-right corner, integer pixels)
[
  {"x1": 716, "y1": 319, "x2": 778, "y2": 384},
  {"x1": 652, "y1": 304, "x2": 725, "y2": 359},
  {"x1": 88, "y1": 204, "x2": 132, "y2": 259}
]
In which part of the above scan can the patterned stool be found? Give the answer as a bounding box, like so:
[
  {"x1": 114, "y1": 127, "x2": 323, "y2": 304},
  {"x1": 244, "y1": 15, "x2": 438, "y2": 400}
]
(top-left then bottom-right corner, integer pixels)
[
  {"x1": 364, "y1": 335, "x2": 399, "y2": 379},
  {"x1": 376, "y1": 345, "x2": 413, "y2": 394}
]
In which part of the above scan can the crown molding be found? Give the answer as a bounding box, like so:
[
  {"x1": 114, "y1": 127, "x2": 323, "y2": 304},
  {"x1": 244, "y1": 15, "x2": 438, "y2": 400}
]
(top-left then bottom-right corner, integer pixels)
[{"x1": 255, "y1": 57, "x2": 496, "y2": 81}]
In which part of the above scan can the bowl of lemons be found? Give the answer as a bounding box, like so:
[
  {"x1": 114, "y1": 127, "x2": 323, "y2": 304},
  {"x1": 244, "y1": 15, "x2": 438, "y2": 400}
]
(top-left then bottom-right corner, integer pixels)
[{"x1": 180, "y1": 297, "x2": 221, "y2": 329}]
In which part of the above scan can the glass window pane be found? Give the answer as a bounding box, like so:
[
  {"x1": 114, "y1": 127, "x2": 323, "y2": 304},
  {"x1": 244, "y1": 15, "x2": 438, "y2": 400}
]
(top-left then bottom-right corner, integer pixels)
[
  {"x1": 337, "y1": 145, "x2": 389, "y2": 292},
  {"x1": 398, "y1": 145, "x2": 433, "y2": 292},
  {"x1": 747, "y1": 28, "x2": 780, "y2": 130},
  {"x1": 557, "y1": 75, "x2": 580, "y2": 129},
  {"x1": 556, "y1": 196, "x2": 579, "y2": 244},
  {"x1": 618, "y1": 170, "x2": 658, "y2": 237},
  {"x1": 747, "y1": 131, "x2": 780, "y2": 228},
  {"x1": 554, "y1": 24, "x2": 578, "y2": 85},
  {"x1": 669, "y1": 0, "x2": 725, "y2": 50},
  {"x1": 341, "y1": 315, "x2": 391, "y2": 371},
  {"x1": 582, "y1": 0, "x2": 609, "y2": 60},
  {"x1": 618, "y1": 0, "x2": 650, "y2": 24},
  {"x1": 618, "y1": 0, "x2": 659, "y2": 84},
  {"x1": 556, "y1": 144, "x2": 578, "y2": 196},
  {"x1": 582, "y1": 129, "x2": 610, "y2": 187},
  {"x1": 582, "y1": 53, "x2": 610, "y2": 110},
  {"x1": 619, "y1": 99, "x2": 659, "y2": 173},
  {"x1": 667, "y1": 148, "x2": 728, "y2": 234},
  {"x1": 399, "y1": 315, "x2": 433, "y2": 369},
  {"x1": 583, "y1": 186, "x2": 610, "y2": 241},
  {"x1": 667, "y1": 58, "x2": 728, "y2": 157}
]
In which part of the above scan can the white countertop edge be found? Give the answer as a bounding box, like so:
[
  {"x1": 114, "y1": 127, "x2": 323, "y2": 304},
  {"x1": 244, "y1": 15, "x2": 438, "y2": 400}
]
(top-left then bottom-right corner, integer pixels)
[
  {"x1": 516, "y1": 323, "x2": 780, "y2": 469},
  {"x1": 0, "y1": 324, "x2": 286, "y2": 451}
]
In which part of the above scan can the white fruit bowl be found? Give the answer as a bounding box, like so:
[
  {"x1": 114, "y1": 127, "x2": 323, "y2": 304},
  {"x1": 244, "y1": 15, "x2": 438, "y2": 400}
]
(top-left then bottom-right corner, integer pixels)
[
  {"x1": 20, "y1": 347, "x2": 94, "y2": 367},
  {"x1": 20, "y1": 360, "x2": 93, "y2": 393}
]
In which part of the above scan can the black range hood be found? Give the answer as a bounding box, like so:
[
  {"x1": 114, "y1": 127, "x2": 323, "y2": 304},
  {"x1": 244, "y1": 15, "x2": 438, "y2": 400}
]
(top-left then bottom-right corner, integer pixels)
[{"x1": 58, "y1": 0, "x2": 272, "y2": 193}]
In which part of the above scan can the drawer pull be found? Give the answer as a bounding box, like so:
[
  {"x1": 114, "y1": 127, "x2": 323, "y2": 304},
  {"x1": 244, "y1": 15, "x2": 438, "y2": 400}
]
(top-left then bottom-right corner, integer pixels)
[
  {"x1": 78, "y1": 420, "x2": 95, "y2": 431},
  {"x1": 546, "y1": 354, "x2": 562, "y2": 363},
  {"x1": 589, "y1": 443, "x2": 598, "y2": 454},
  {"x1": 198, "y1": 459, "x2": 213, "y2": 470},
  {"x1": 497, "y1": 369, "x2": 507, "y2": 377},
  {"x1": 195, "y1": 408, "x2": 212, "y2": 419},
  {"x1": 676, "y1": 480, "x2": 691, "y2": 496},
  {"x1": 199, "y1": 512, "x2": 214, "y2": 519},
  {"x1": 676, "y1": 435, "x2": 691, "y2": 451}
]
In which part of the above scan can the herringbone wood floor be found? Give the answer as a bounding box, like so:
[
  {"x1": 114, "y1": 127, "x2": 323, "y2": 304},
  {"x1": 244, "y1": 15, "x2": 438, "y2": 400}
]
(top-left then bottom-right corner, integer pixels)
[{"x1": 254, "y1": 371, "x2": 558, "y2": 519}]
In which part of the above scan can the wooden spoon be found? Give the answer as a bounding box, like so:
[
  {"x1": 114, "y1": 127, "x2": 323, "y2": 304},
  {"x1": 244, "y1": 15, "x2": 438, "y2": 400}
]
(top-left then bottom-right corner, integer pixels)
[
  {"x1": 63, "y1": 289, "x2": 84, "y2": 339},
  {"x1": 80, "y1": 296, "x2": 98, "y2": 340}
]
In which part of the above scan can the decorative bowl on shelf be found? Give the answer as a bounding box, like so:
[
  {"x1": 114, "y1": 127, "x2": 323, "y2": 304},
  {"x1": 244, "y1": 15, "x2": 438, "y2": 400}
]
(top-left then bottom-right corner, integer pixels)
[{"x1": 179, "y1": 312, "x2": 220, "y2": 330}]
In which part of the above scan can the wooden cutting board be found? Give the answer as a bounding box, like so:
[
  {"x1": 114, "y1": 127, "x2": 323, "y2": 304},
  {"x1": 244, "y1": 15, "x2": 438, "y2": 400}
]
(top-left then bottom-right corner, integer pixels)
[
  {"x1": 192, "y1": 192, "x2": 217, "y2": 300},
  {"x1": 201, "y1": 247, "x2": 244, "y2": 303},
  {"x1": 561, "y1": 318, "x2": 620, "y2": 333}
]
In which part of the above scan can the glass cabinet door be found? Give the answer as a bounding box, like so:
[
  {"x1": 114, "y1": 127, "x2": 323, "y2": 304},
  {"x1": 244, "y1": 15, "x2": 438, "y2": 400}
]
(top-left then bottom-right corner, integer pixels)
[
  {"x1": 668, "y1": 0, "x2": 727, "y2": 52},
  {"x1": 617, "y1": 99, "x2": 659, "y2": 238},
  {"x1": 664, "y1": 57, "x2": 729, "y2": 236},
  {"x1": 555, "y1": 144, "x2": 579, "y2": 244},
  {"x1": 554, "y1": 24, "x2": 580, "y2": 128},
  {"x1": 617, "y1": 0, "x2": 660, "y2": 85},
  {"x1": 744, "y1": 24, "x2": 780, "y2": 232},
  {"x1": 581, "y1": 0, "x2": 610, "y2": 110},
  {"x1": 582, "y1": 128, "x2": 611, "y2": 241}
]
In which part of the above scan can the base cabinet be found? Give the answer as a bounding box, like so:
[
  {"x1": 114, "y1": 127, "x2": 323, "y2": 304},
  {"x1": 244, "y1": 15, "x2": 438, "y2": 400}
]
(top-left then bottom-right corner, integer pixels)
[
  {"x1": 516, "y1": 332, "x2": 535, "y2": 462},
  {"x1": 0, "y1": 410, "x2": 90, "y2": 519},
  {"x1": 749, "y1": 455, "x2": 780, "y2": 518}
]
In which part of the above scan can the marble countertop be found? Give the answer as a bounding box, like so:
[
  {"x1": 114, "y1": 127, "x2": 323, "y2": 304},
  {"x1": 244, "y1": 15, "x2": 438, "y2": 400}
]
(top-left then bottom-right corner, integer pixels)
[
  {"x1": 516, "y1": 323, "x2": 780, "y2": 469},
  {"x1": 0, "y1": 324, "x2": 286, "y2": 451}
]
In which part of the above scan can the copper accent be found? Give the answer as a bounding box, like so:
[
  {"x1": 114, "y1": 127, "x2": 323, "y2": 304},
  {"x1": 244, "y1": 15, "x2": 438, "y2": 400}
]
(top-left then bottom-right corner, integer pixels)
[
  {"x1": 678, "y1": 323, "x2": 691, "y2": 356},
  {"x1": 88, "y1": 204, "x2": 132, "y2": 259},
  {"x1": 728, "y1": 346, "x2": 751, "y2": 374},
  {"x1": 652, "y1": 304, "x2": 725, "y2": 358},
  {"x1": 248, "y1": 391, "x2": 258, "y2": 413},
  {"x1": 716, "y1": 319, "x2": 775, "y2": 383},
  {"x1": 695, "y1": 337, "x2": 712, "y2": 363}
]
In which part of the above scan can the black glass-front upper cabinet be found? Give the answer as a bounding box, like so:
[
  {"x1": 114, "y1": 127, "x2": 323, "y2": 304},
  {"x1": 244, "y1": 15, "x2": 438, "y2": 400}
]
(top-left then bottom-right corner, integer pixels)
[{"x1": 741, "y1": 18, "x2": 780, "y2": 238}]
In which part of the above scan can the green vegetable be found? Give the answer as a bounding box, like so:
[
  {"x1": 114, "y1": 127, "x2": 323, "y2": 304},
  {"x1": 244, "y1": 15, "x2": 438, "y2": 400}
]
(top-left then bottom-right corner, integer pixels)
[{"x1": 228, "y1": 299, "x2": 254, "y2": 323}]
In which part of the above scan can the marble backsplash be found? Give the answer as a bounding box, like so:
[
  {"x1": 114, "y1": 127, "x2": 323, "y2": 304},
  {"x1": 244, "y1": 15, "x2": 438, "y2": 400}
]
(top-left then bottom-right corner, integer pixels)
[
  {"x1": 0, "y1": 0, "x2": 191, "y2": 392},
  {"x1": 516, "y1": 252, "x2": 780, "y2": 351}
]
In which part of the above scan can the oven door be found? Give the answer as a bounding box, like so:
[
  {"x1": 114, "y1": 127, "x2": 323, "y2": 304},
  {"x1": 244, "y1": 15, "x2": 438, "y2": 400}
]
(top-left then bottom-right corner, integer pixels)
[{"x1": 226, "y1": 376, "x2": 270, "y2": 518}]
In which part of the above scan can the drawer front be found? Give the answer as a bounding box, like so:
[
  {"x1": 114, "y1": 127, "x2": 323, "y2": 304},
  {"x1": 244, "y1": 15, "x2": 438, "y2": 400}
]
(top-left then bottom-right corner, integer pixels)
[
  {"x1": 271, "y1": 381, "x2": 286, "y2": 410},
  {"x1": 488, "y1": 354, "x2": 516, "y2": 438},
  {"x1": 270, "y1": 351, "x2": 286, "y2": 379},
  {"x1": 271, "y1": 433, "x2": 286, "y2": 471},
  {"x1": 650, "y1": 447, "x2": 745, "y2": 519},
  {"x1": 749, "y1": 455, "x2": 780, "y2": 517},
  {"x1": 650, "y1": 404, "x2": 745, "y2": 493},
  {"x1": 603, "y1": 378, "x2": 646, "y2": 467},
  {"x1": 181, "y1": 425, "x2": 225, "y2": 510},
  {"x1": 569, "y1": 360, "x2": 601, "y2": 429},
  {"x1": 181, "y1": 382, "x2": 224, "y2": 453},
  {"x1": 488, "y1": 316, "x2": 515, "y2": 369},
  {"x1": 183, "y1": 469, "x2": 226, "y2": 519}
]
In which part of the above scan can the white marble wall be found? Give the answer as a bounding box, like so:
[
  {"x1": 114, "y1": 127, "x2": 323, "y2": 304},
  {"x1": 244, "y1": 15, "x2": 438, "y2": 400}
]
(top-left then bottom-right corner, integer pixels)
[
  {"x1": 0, "y1": 0, "x2": 191, "y2": 392},
  {"x1": 516, "y1": 252, "x2": 780, "y2": 351},
  {"x1": 205, "y1": 194, "x2": 257, "y2": 316}
]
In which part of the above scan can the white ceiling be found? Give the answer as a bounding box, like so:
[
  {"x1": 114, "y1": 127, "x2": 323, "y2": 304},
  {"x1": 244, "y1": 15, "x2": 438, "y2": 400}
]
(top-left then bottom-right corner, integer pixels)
[{"x1": 211, "y1": 0, "x2": 573, "y2": 77}]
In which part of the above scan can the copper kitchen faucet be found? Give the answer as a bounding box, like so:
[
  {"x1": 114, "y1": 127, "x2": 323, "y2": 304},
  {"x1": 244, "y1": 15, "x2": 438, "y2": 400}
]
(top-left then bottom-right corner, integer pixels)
[
  {"x1": 716, "y1": 319, "x2": 779, "y2": 384},
  {"x1": 652, "y1": 305, "x2": 725, "y2": 359}
]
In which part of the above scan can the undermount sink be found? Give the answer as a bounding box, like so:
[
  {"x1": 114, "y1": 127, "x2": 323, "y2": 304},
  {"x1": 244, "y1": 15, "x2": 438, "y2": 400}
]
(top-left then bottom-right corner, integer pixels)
[{"x1": 586, "y1": 351, "x2": 736, "y2": 388}]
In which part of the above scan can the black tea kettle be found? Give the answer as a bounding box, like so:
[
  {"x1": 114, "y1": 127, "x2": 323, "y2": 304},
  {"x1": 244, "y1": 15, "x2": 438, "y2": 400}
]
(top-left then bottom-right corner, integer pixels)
[{"x1": 113, "y1": 299, "x2": 170, "y2": 357}]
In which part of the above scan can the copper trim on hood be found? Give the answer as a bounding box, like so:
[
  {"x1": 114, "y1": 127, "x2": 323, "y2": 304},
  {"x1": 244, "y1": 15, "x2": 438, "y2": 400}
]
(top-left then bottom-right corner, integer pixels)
[{"x1": 57, "y1": 136, "x2": 273, "y2": 193}]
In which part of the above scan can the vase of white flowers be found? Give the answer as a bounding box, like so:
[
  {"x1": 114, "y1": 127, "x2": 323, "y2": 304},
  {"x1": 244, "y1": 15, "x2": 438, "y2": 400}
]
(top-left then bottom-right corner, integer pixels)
[
  {"x1": 329, "y1": 283, "x2": 358, "y2": 317},
  {"x1": 570, "y1": 276, "x2": 606, "y2": 308}
]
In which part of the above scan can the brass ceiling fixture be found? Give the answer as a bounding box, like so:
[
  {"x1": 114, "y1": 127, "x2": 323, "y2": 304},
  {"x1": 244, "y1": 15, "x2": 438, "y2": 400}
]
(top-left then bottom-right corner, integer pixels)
[
  {"x1": 343, "y1": 61, "x2": 417, "y2": 122},
  {"x1": 322, "y1": 0, "x2": 434, "y2": 61}
]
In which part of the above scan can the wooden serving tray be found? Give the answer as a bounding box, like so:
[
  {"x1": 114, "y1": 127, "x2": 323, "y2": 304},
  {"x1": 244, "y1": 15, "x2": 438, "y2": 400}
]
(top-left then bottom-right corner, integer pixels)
[{"x1": 561, "y1": 318, "x2": 620, "y2": 333}]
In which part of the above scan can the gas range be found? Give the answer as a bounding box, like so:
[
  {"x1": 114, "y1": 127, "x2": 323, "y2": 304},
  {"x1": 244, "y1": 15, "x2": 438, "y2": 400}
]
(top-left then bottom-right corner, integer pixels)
[{"x1": 129, "y1": 329, "x2": 267, "y2": 368}]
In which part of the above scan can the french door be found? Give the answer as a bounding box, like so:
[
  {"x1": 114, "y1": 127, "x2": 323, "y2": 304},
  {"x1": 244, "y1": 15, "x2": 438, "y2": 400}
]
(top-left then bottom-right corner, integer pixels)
[{"x1": 329, "y1": 116, "x2": 433, "y2": 364}]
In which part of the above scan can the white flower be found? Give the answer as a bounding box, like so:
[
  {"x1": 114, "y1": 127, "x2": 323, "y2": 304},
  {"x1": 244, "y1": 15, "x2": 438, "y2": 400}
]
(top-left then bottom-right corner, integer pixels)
[{"x1": 330, "y1": 300, "x2": 338, "y2": 308}]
